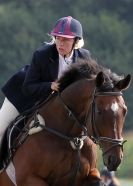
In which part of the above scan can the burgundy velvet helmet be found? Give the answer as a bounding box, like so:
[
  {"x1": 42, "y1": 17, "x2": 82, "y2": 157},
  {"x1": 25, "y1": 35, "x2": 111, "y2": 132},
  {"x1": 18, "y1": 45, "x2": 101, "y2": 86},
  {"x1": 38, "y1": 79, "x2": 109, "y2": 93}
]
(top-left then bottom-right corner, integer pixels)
[{"x1": 50, "y1": 16, "x2": 83, "y2": 39}]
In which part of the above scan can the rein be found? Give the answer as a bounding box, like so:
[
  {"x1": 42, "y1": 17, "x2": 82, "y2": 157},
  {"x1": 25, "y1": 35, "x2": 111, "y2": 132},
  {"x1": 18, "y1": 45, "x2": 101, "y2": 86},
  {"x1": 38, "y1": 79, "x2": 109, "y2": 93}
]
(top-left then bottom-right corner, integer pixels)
[
  {"x1": 36, "y1": 91, "x2": 88, "y2": 149},
  {"x1": 57, "y1": 92, "x2": 88, "y2": 136}
]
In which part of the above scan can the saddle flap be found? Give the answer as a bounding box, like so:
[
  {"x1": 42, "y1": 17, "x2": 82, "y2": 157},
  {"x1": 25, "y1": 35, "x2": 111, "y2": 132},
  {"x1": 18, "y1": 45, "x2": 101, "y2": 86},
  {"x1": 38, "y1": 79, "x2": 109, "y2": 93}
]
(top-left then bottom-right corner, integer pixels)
[{"x1": 0, "y1": 115, "x2": 28, "y2": 169}]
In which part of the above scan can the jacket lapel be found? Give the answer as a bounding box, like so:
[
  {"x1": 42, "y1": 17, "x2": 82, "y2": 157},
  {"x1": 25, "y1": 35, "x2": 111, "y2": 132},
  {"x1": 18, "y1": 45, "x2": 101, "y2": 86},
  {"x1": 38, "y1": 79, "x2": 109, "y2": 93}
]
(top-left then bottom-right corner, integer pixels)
[{"x1": 48, "y1": 45, "x2": 59, "y2": 80}]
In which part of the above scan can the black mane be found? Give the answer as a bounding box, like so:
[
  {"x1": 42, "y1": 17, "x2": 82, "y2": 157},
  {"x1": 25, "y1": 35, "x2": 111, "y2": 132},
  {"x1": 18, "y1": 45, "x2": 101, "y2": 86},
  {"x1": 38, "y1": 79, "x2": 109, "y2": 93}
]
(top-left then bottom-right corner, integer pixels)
[{"x1": 58, "y1": 58, "x2": 123, "y2": 92}]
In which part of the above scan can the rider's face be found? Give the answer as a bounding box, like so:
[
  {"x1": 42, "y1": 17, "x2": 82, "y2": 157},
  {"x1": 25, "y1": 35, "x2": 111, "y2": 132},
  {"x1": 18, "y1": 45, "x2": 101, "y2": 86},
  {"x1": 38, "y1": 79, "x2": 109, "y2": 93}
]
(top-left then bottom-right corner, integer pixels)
[{"x1": 55, "y1": 36, "x2": 75, "y2": 57}]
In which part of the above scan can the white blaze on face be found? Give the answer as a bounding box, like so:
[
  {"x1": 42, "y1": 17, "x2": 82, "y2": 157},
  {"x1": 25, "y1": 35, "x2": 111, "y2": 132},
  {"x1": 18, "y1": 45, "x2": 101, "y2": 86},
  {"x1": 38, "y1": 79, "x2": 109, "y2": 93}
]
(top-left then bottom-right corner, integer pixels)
[
  {"x1": 111, "y1": 102, "x2": 119, "y2": 114},
  {"x1": 111, "y1": 102, "x2": 119, "y2": 137}
]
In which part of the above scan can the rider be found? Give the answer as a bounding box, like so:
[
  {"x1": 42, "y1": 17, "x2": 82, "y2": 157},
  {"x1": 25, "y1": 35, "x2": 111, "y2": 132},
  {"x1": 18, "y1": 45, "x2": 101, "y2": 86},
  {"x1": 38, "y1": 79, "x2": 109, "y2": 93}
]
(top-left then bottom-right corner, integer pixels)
[{"x1": 0, "y1": 16, "x2": 91, "y2": 170}]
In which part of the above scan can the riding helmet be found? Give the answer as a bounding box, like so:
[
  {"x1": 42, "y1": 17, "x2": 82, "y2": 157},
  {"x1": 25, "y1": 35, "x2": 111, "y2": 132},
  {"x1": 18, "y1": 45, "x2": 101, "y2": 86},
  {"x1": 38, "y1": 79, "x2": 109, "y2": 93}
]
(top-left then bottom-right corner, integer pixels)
[{"x1": 50, "y1": 16, "x2": 83, "y2": 39}]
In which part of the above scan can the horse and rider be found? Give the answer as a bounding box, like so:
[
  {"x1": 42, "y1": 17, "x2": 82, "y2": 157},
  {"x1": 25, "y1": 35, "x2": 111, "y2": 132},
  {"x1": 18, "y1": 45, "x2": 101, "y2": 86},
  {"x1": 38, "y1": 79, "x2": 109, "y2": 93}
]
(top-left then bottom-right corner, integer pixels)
[{"x1": 0, "y1": 16, "x2": 131, "y2": 186}]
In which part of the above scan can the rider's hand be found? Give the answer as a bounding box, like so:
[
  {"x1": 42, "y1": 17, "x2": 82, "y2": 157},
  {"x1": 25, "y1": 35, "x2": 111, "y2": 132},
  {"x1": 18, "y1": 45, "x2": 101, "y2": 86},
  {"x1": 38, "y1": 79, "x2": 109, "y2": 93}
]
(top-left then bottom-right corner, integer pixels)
[{"x1": 51, "y1": 82, "x2": 59, "y2": 91}]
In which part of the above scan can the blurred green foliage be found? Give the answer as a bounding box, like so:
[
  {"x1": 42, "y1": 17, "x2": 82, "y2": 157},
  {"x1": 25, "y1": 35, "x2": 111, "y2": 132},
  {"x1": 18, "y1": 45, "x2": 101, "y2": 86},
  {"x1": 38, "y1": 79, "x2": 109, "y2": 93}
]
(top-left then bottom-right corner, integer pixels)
[
  {"x1": 0, "y1": 0, "x2": 132, "y2": 130},
  {"x1": 98, "y1": 133, "x2": 133, "y2": 179}
]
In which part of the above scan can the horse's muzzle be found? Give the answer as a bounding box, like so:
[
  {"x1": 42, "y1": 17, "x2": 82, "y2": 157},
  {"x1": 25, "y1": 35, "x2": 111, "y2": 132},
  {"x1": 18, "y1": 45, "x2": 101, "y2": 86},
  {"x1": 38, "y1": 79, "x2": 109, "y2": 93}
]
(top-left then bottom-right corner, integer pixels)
[{"x1": 104, "y1": 152, "x2": 123, "y2": 171}]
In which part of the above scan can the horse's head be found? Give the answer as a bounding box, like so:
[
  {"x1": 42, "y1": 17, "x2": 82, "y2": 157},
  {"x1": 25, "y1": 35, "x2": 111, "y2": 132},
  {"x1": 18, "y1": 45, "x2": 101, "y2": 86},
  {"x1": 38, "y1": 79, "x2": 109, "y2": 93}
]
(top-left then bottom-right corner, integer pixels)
[
  {"x1": 89, "y1": 72, "x2": 131, "y2": 171},
  {"x1": 57, "y1": 59, "x2": 131, "y2": 171}
]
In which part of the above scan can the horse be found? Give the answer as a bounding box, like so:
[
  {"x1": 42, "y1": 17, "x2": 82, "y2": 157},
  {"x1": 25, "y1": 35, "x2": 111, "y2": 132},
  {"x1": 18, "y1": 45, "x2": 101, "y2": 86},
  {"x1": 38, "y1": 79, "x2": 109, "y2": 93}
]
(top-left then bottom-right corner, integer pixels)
[{"x1": 0, "y1": 59, "x2": 131, "y2": 186}]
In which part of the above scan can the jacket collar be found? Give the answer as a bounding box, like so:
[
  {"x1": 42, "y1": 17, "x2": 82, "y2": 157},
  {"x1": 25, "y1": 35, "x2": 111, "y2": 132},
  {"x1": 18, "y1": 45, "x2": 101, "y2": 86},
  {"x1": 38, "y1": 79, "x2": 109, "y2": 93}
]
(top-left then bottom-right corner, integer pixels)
[
  {"x1": 49, "y1": 44, "x2": 79, "y2": 64},
  {"x1": 49, "y1": 44, "x2": 59, "y2": 63},
  {"x1": 48, "y1": 44, "x2": 59, "y2": 79}
]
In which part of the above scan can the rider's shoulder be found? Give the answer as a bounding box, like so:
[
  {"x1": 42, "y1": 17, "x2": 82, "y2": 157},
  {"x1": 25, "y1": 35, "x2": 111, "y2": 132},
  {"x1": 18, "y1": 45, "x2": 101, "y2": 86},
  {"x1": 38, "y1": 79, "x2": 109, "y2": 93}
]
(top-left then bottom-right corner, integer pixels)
[
  {"x1": 77, "y1": 48, "x2": 91, "y2": 59},
  {"x1": 35, "y1": 42, "x2": 56, "y2": 54}
]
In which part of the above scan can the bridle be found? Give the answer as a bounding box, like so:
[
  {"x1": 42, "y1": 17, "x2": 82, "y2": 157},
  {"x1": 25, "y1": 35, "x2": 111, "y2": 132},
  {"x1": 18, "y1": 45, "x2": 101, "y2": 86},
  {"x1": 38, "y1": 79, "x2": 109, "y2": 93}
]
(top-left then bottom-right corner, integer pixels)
[
  {"x1": 90, "y1": 90, "x2": 127, "y2": 156},
  {"x1": 58, "y1": 89, "x2": 127, "y2": 155}
]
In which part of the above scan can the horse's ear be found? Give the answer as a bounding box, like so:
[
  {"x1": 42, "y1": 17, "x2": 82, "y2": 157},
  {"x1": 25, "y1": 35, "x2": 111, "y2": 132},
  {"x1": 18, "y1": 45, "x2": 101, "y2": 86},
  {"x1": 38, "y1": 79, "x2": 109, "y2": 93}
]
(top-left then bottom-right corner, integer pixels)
[
  {"x1": 115, "y1": 74, "x2": 132, "y2": 91},
  {"x1": 95, "y1": 71, "x2": 105, "y2": 87}
]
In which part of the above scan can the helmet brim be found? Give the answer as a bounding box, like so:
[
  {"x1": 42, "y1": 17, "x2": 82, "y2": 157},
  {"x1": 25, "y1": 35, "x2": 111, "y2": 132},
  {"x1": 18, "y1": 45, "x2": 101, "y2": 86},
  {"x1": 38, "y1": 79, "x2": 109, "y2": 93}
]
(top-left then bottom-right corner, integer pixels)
[{"x1": 50, "y1": 32, "x2": 75, "y2": 39}]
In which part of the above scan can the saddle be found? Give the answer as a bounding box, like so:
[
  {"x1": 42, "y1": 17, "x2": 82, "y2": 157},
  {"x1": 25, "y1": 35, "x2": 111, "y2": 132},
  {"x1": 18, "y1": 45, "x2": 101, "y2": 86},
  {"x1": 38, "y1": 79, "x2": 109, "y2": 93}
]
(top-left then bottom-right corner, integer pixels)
[
  {"x1": 0, "y1": 111, "x2": 32, "y2": 170},
  {"x1": 0, "y1": 92, "x2": 58, "y2": 171}
]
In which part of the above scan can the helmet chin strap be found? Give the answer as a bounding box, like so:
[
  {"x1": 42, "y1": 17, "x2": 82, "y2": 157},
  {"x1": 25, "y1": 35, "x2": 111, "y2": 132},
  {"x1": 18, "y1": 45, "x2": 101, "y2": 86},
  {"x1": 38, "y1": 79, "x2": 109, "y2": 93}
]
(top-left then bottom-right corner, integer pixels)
[
  {"x1": 63, "y1": 49, "x2": 73, "y2": 58},
  {"x1": 63, "y1": 52, "x2": 72, "y2": 58}
]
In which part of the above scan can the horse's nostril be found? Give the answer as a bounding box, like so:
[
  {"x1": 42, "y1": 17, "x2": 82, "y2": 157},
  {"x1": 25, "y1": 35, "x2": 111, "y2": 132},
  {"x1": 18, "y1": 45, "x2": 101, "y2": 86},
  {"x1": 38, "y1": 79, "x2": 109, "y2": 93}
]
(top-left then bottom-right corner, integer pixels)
[{"x1": 107, "y1": 154, "x2": 121, "y2": 171}]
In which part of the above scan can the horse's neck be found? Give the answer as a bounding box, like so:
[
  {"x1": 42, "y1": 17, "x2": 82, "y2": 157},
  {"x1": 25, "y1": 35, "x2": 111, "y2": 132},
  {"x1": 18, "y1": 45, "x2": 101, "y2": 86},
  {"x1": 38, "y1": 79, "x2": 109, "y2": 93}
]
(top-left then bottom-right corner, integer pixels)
[
  {"x1": 62, "y1": 79, "x2": 94, "y2": 114},
  {"x1": 40, "y1": 79, "x2": 95, "y2": 136},
  {"x1": 60, "y1": 80, "x2": 95, "y2": 134}
]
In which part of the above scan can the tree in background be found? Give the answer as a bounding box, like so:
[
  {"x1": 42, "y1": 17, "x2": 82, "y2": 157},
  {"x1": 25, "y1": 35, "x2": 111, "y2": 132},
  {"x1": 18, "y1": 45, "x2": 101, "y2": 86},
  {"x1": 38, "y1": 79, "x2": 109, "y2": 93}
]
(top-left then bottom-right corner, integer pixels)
[{"x1": 0, "y1": 0, "x2": 132, "y2": 129}]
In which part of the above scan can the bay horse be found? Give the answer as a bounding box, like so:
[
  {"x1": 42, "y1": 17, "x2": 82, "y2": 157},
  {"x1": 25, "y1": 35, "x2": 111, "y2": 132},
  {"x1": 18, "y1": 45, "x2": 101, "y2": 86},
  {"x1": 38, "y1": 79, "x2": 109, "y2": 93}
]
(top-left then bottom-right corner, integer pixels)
[{"x1": 0, "y1": 59, "x2": 131, "y2": 186}]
